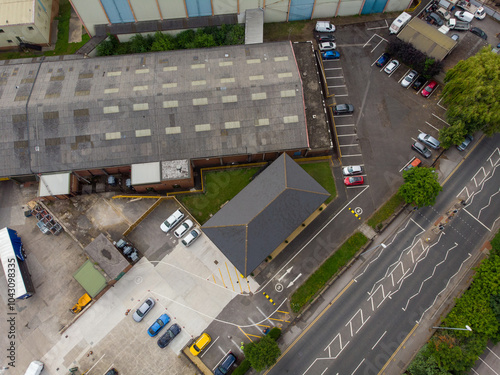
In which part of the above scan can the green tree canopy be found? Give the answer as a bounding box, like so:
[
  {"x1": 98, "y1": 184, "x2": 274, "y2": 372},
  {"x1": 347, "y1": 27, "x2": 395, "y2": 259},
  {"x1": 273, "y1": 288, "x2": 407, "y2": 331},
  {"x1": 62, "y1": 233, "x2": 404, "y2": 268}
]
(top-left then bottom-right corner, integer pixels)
[
  {"x1": 243, "y1": 335, "x2": 281, "y2": 372},
  {"x1": 398, "y1": 167, "x2": 442, "y2": 207},
  {"x1": 440, "y1": 48, "x2": 500, "y2": 145}
]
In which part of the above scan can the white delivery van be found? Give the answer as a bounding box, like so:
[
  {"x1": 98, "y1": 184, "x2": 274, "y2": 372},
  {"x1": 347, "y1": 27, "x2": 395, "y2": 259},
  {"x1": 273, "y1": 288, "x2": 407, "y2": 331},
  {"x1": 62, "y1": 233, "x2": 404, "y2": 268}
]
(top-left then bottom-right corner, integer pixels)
[
  {"x1": 25, "y1": 361, "x2": 44, "y2": 375},
  {"x1": 389, "y1": 12, "x2": 412, "y2": 34},
  {"x1": 315, "y1": 21, "x2": 335, "y2": 33}
]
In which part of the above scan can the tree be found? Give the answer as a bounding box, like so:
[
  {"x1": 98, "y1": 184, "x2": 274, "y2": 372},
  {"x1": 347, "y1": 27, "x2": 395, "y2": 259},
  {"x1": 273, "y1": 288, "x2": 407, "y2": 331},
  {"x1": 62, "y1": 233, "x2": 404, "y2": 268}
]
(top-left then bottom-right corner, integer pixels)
[
  {"x1": 398, "y1": 167, "x2": 442, "y2": 207},
  {"x1": 243, "y1": 335, "x2": 281, "y2": 371},
  {"x1": 151, "y1": 32, "x2": 176, "y2": 52},
  {"x1": 438, "y1": 124, "x2": 467, "y2": 150},
  {"x1": 441, "y1": 48, "x2": 500, "y2": 141}
]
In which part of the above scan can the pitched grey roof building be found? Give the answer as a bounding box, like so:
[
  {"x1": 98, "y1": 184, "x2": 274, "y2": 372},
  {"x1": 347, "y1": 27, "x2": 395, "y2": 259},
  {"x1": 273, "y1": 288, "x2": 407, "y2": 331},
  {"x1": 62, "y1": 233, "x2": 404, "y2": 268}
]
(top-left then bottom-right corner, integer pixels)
[{"x1": 202, "y1": 153, "x2": 330, "y2": 276}]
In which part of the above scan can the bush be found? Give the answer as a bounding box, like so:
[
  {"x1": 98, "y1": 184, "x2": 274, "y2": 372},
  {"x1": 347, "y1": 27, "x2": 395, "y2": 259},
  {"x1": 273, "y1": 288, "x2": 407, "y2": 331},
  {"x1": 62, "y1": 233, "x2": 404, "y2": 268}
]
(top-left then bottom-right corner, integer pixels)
[
  {"x1": 385, "y1": 40, "x2": 442, "y2": 79},
  {"x1": 232, "y1": 359, "x2": 251, "y2": 375},
  {"x1": 268, "y1": 327, "x2": 281, "y2": 341}
]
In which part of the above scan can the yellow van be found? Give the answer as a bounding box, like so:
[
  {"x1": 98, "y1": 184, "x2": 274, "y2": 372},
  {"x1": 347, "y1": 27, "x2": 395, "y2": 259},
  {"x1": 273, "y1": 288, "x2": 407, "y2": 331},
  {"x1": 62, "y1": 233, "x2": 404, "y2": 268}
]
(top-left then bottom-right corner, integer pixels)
[{"x1": 190, "y1": 333, "x2": 211, "y2": 356}]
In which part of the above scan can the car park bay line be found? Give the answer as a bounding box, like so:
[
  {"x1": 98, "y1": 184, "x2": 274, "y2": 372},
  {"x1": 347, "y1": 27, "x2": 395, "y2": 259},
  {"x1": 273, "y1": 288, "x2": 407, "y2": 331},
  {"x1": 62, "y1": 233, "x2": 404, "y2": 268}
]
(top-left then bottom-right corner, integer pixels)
[
  {"x1": 432, "y1": 113, "x2": 450, "y2": 126},
  {"x1": 324, "y1": 67, "x2": 342, "y2": 70},
  {"x1": 341, "y1": 154, "x2": 363, "y2": 157},
  {"x1": 337, "y1": 134, "x2": 357, "y2": 137},
  {"x1": 335, "y1": 124, "x2": 355, "y2": 127},
  {"x1": 424, "y1": 121, "x2": 440, "y2": 132},
  {"x1": 199, "y1": 335, "x2": 219, "y2": 358}
]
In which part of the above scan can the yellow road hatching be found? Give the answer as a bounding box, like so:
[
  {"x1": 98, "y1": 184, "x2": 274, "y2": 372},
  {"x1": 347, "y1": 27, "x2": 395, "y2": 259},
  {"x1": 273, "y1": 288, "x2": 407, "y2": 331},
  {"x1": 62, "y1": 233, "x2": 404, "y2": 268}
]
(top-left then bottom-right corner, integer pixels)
[
  {"x1": 239, "y1": 309, "x2": 291, "y2": 340},
  {"x1": 209, "y1": 266, "x2": 253, "y2": 294}
]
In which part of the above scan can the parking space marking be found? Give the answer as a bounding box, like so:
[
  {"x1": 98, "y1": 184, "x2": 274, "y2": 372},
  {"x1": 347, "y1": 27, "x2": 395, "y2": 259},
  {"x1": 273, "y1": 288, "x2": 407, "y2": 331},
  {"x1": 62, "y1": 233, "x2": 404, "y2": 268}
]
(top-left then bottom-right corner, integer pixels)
[
  {"x1": 256, "y1": 306, "x2": 276, "y2": 326},
  {"x1": 225, "y1": 262, "x2": 235, "y2": 291},
  {"x1": 437, "y1": 97, "x2": 447, "y2": 110},
  {"x1": 342, "y1": 154, "x2": 363, "y2": 157},
  {"x1": 432, "y1": 113, "x2": 450, "y2": 126},
  {"x1": 215, "y1": 346, "x2": 228, "y2": 359},
  {"x1": 487, "y1": 346, "x2": 500, "y2": 359},
  {"x1": 200, "y1": 335, "x2": 219, "y2": 358},
  {"x1": 366, "y1": 20, "x2": 389, "y2": 31},
  {"x1": 336, "y1": 124, "x2": 355, "y2": 127},
  {"x1": 334, "y1": 94, "x2": 349, "y2": 97},
  {"x1": 231, "y1": 338, "x2": 245, "y2": 353},
  {"x1": 327, "y1": 76, "x2": 344, "y2": 79},
  {"x1": 425, "y1": 121, "x2": 439, "y2": 132},
  {"x1": 238, "y1": 326, "x2": 254, "y2": 342},
  {"x1": 269, "y1": 317, "x2": 290, "y2": 323},
  {"x1": 340, "y1": 144, "x2": 359, "y2": 147},
  {"x1": 328, "y1": 85, "x2": 347, "y2": 88},
  {"x1": 324, "y1": 67, "x2": 342, "y2": 70},
  {"x1": 337, "y1": 134, "x2": 357, "y2": 137},
  {"x1": 212, "y1": 274, "x2": 217, "y2": 284},
  {"x1": 83, "y1": 354, "x2": 106, "y2": 374}
]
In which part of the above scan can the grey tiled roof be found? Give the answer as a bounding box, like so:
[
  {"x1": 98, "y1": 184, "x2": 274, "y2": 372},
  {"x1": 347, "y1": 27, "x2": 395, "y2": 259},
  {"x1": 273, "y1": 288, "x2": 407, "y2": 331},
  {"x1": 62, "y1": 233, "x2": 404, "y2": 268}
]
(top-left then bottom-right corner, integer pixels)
[
  {"x1": 202, "y1": 153, "x2": 330, "y2": 276},
  {"x1": 0, "y1": 42, "x2": 308, "y2": 177}
]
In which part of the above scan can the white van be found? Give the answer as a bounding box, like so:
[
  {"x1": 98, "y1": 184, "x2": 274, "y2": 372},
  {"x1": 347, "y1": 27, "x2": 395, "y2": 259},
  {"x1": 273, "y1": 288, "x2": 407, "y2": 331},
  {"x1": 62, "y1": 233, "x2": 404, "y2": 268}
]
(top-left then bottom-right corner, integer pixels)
[
  {"x1": 25, "y1": 361, "x2": 44, "y2": 375},
  {"x1": 389, "y1": 12, "x2": 412, "y2": 34},
  {"x1": 315, "y1": 21, "x2": 335, "y2": 33}
]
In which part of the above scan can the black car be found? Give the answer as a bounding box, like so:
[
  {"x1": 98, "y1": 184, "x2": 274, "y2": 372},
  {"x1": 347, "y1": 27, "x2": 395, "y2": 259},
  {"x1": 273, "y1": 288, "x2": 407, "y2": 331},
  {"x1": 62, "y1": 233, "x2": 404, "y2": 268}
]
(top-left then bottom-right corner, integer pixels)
[
  {"x1": 157, "y1": 323, "x2": 181, "y2": 348},
  {"x1": 316, "y1": 34, "x2": 336, "y2": 43},
  {"x1": 470, "y1": 27, "x2": 487, "y2": 40},
  {"x1": 411, "y1": 76, "x2": 427, "y2": 91},
  {"x1": 333, "y1": 103, "x2": 354, "y2": 115},
  {"x1": 214, "y1": 352, "x2": 237, "y2": 375},
  {"x1": 427, "y1": 12, "x2": 444, "y2": 26},
  {"x1": 105, "y1": 369, "x2": 118, "y2": 375},
  {"x1": 412, "y1": 141, "x2": 432, "y2": 159}
]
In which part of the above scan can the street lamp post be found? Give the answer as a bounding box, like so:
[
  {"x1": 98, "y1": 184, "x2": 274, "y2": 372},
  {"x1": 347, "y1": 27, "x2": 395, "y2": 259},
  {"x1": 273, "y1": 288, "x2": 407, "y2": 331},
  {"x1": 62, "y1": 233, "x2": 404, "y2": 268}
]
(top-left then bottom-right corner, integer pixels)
[
  {"x1": 432, "y1": 325, "x2": 472, "y2": 332},
  {"x1": 360, "y1": 243, "x2": 387, "y2": 257}
]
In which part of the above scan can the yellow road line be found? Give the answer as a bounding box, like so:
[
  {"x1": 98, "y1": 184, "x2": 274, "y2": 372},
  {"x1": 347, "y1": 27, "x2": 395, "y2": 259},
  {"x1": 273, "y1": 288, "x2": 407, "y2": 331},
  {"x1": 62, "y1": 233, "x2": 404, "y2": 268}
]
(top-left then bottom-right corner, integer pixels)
[
  {"x1": 277, "y1": 310, "x2": 289, "y2": 314},
  {"x1": 218, "y1": 268, "x2": 227, "y2": 288},
  {"x1": 257, "y1": 324, "x2": 271, "y2": 328},
  {"x1": 225, "y1": 262, "x2": 235, "y2": 291},
  {"x1": 269, "y1": 318, "x2": 287, "y2": 322},
  {"x1": 238, "y1": 326, "x2": 253, "y2": 342},
  {"x1": 378, "y1": 323, "x2": 419, "y2": 375},
  {"x1": 234, "y1": 266, "x2": 243, "y2": 293},
  {"x1": 263, "y1": 279, "x2": 355, "y2": 375},
  {"x1": 212, "y1": 274, "x2": 216, "y2": 284},
  {"x1": 246, "y1": 277, "x2": 251, "y2": 293},
  {"x1": 247, "y1": 333, "x2": 263, "y2": 338}
]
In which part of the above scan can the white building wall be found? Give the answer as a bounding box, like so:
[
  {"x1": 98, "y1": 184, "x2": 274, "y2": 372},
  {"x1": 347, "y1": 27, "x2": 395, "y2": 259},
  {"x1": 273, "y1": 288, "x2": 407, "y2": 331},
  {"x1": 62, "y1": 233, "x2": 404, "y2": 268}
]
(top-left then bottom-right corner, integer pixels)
[
  {"x1": 264, "y1": 0, "x2": 289, "y2": 22},
  {"x1": 312, "y1": 1, "x2": 338, "y2": 18},
  {"x1": 337, "y1": 0, "x2": 364, "y2": 16},
  {"x1": 213, "y1": 0, "x2": 238, "y2": 15},
  {"x1": 130, "y1": 0, "x2": 161, "y2": 21},
  {"x1": 71, "y1": 0, "x2": 110, "y2": 36},
  {"x1": 385, "y1": 0, "x2": 413, "y2": 12},
  {"x1": 158, "y1": 0, "x2": 187, "y2": 19}
]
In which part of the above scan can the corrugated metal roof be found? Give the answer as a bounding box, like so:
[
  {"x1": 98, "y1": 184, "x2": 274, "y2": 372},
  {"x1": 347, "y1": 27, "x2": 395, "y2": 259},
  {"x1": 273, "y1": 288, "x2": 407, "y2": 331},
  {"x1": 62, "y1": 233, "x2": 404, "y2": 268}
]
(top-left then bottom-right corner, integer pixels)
[
  {"x1": 202, "y1": 153, "x2": 330, "y2": 276},
  {"x1": 0, "y1": 0, "x2": 35, "y2": 26},
  {"x1": 398, "y1": 18, "x2": 456, "y2": 61}
]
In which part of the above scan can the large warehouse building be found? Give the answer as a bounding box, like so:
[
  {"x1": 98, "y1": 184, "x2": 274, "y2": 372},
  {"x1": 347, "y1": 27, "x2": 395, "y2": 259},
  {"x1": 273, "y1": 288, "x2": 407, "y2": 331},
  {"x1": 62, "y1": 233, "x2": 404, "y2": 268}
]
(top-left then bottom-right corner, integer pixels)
[{"x1": 70, "y1": 0, "x2": 413, "y2": 37}]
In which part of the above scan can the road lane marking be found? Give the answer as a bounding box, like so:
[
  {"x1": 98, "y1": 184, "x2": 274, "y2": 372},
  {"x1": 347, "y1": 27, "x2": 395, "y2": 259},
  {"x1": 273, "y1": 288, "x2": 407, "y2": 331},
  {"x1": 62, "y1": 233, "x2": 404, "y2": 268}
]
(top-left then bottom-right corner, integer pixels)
[
  {"x1": 263, "y1": 280, "x2": 355, "y2": 374},
  {"x1": 352, "y1": 358, "x2": 365, "y2": 374},
  {"x1": 478, "y1": 356, "x2": 499, "y2": 375},
  {"x1": 372, "y1": 331, "x2": 386, "y2": 350},
  {"x1": 321, "y1": 368, "x2": 329, "y2": 375},
  {"x1": 378, "y1": 324, "x2": 418, "y2": 374}
]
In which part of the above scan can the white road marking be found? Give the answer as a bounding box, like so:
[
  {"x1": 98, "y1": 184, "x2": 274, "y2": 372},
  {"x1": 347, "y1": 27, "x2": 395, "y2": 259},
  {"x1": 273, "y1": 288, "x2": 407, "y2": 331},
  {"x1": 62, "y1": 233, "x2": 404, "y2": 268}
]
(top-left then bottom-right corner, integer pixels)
[
  {"x1": 213, "y1": 348, "x2": 231, "y2": 370},
  {"x1": 85, "y1": 354, "x2": 106, "y2": 374},
  {"x1": 372, "y1": 331, "x2": 386, "y2": 350},
  {"x1": 431, "y1": 113, "x2": 450, "y2": 126},
  {"x1": 200, "y1": 335, "x2": 219, "y2": 358},
  {"x1": 328, "y1": 85, "x2": 347, "y2": 88},
  {"x1": 425, "y1": 121, "x2": 439, "y2": 131},
  {"x1": 477, "y1": 188, "x2": 500, "y2": 219},
  {"x1": 462, "y1": 209, "x2": 492, "y2": 231},
  {"x1": 339, "y1": 144, "x2": 359, "y2": 147},
  {"x1": 320, "y1": 368, "x2": 329, "y2": 375},
  {"x1": 478, "y1": 355, "x2": 500, "y2": 375},
  {"x1": 334, "y1": 94, "x2": 349, "y2": 97},
  {"x1": 351, "y1": 358, "x2": 365, "y2": 374},
  {"x1": 256, "y1": 306, "x2": 275, "y2": 326},
  {"x1": 341, "y1": 154, "x2": 363, "y2": 157},
  {"x1": 324, "y1": 67, "x2": 342, "y2": 70},
  {"x1": 230, "y1": 338, "x2": 244, "y2": 353},
  {"x1": 336, "y1": 124, "x2": 355, "y2": 127}
]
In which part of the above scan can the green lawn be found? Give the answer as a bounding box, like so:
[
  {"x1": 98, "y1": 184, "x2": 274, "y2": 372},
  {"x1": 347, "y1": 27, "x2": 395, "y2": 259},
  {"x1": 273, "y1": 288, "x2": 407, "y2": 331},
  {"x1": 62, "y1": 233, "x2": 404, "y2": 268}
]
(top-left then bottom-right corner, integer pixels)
[
  {"x1": 290, "y1": 232, "x2": 368, "y2": 313},
  {"x1": 263, "y1": 20, "x2": 311, "y2": 42},
  {"x1": 300, "y1": 162, "x2": 336, "y2": 203},
  {"x1": 179, "y1": 168, "x2": 261, "y2": 224},
  {"x1": 367, "y1": 193, "x2": 405, "y2": 230}
]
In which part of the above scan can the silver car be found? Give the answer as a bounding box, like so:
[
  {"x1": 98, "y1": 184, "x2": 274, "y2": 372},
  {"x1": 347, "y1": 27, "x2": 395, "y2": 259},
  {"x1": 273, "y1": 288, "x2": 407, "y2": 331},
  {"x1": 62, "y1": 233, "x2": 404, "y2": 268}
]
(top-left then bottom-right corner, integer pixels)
[
  {"x1": 384, "y1": 60, "x2": 400, "y2": 74},
  {"x1": 319, "y1": 41, "x2": 337, "y2": 51},
  {"x1": 401, "y1": 70, "x2": 417, "y2": 88},
  {"x1": 133, "y1": 297, "x2": 155, "y2": 322},
  {"x1": 417, "y1": 133, "x2": 440, "y2": 150}
]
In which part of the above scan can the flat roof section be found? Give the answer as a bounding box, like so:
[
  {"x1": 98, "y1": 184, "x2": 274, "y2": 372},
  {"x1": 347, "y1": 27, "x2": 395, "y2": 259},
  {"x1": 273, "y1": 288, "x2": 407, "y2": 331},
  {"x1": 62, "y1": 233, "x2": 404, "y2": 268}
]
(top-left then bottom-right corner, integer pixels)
[
  {"x1": 245, "y1": 9, "x2": 264, "y2": 45},
  {"x1": 83, "y1": 234, "x2": 130, "y2": 280},
  {"x1": 0, "y1": 0, "x2": 34, "y2": 26},
  {"x1": 38, "y1": 172, "x2": 71, "y2": 197},
  {"x1": 73, "y1": 260, "x2": 107, "y2": 298},
  {"x1": 0, "y1": 42, "x2": 309, "y2": 178},
  {"x1": 161, "y1": 159, "x2": 190, "y2": 180},
  {"x1": 131, "y1": 162, "x2": 161, "y2": 185}
]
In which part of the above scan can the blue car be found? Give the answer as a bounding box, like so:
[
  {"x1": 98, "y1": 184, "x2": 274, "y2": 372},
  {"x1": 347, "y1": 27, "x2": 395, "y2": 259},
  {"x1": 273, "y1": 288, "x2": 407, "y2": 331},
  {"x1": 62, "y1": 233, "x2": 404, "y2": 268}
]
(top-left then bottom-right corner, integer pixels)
[
  {"x1": 147, "y1": 314, "x2": 170, "y2": 337},
  {"x1": 375, "y1": 53, "x2": 390, "y2": 67},
  {"x1": 321, "y1": 50, "x2": 340, "y2": 60}
]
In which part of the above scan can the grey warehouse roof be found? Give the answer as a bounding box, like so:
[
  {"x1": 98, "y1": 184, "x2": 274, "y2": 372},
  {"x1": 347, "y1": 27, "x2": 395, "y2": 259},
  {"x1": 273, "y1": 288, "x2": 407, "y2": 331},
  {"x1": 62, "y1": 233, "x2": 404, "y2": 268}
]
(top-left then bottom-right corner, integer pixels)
[
  {"x1": 202, "y1": 153, "x2": 329, "y2": 276},
  {"x1": 0, "y1": 42, "x2": 308, "y2": 178}
]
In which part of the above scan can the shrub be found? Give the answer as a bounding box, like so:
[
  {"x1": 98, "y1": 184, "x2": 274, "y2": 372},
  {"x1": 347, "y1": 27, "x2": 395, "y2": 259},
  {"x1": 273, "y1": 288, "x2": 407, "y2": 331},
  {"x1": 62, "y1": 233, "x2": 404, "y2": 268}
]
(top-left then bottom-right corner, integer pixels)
[
  {"x1": 268, "y1": 327, "x2": 281, "y2": 341},
  {"x1": 232, "y1": 359, "x2": 251, "y2": 375}
]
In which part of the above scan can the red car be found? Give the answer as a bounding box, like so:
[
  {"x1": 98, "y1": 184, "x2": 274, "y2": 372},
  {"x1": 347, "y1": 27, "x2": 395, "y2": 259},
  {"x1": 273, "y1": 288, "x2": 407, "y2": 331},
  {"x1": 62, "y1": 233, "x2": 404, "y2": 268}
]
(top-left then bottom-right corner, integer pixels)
[
  {"x1": 421, "y1": 80, "x2": 437, "y2": 97},
  {"x1": 344, "y1": 176, "x2": 364, "y2": 186}
]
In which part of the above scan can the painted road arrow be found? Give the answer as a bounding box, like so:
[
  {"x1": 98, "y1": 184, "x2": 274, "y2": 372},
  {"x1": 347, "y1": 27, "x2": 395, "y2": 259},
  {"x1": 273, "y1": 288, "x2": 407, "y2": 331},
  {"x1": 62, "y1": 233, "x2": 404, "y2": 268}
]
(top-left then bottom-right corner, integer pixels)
[
  {"x1": 278, "y1": 267, "x2": 294, "y2": 282},
  {"x1": 287, "y1": 273, "x2": 302, "y2": 288}
]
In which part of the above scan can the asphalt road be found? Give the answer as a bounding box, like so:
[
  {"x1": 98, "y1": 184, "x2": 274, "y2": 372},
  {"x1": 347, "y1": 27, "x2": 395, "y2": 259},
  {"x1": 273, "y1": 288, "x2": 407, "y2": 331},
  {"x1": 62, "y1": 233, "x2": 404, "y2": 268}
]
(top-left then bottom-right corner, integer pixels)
[{"x1": 266, "y1": 134, "x2": 499, "y2": 375}]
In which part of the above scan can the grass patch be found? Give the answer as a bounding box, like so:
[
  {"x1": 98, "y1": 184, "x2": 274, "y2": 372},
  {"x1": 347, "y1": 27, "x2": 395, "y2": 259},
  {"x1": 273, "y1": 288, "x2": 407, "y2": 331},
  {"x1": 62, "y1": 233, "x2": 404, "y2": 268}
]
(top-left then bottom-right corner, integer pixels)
[
  {"x1": 179, "y1": 167, "x2": 260, "y2": 224},
  {"x1": 263, "y1": 20, "x2": 311, "y2": 42},
  {"x1": 300, "y1": 162, "x2": 336, "y2": 204},
  {"x1": 367, "y1": 193, "x2": 405, "y2": 230},
  {"x1": 290, "y1": 232, "x2": 368, "y2": 313}
]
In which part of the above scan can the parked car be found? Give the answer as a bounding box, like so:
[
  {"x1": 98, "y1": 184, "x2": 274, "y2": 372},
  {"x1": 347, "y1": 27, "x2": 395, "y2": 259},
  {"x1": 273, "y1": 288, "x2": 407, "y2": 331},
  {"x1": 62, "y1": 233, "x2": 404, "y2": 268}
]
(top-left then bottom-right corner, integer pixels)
[
  {"x1": 401, "y1": 70, "x2": 417, "y2": 88},
  {"x1": 174, "y1": 219, "x2": 193, "y2": 238},
  {"x1": 333, "y1": 103, "x2": 354, "y2": 115},
  {"x1": 160, "y1": 209, "x2": 184, "y2": 233},
  {"x1": 214, "y1": 352, "x2": 237, "y2": 375},
  {"x1": 319, "y1": 41, "x2": 336, "y2": 51},
  {"x1": 342, "y1": 165, "x2": 363, "y2": 176},
  {"x1": 25, "y1": 361, "x2": 44, "y2": 375},
  {"x1": 315, "y1": 21, "x2": 335, "y2": 33},
  {"x1": 428, "y1": 12, "x2": 444, "y2": 26},
  {"x1": 157, "y1": 323, "x2": 181, "y2": 348},
  {"x1": 182, "y1": 229, "x2": 201, "y2": 247},
  {"x1": 474, "y1": 7, "x2": 486, "y2": 20},
  {"x1": 316, "y1": 34, "x2": 335, "y2": 42},
  {"x1": 375, "y1": 53, "x2": 391, "y2": 67},
  {"x1": 133, "y1": 297, "x2": 155, "y2": 322},
  {"x1": 148, "y1": 313, "x2": 171, "y2": 337},
  {"x1": 412, "y1": 141, "x2": 432, "y2": 159},
  {"x1": 344, "y1": 176, "x2": 364, "y2": 186},
  {"x1": 403, "y1": 157, "x2": 422, "y2": 172},
  {"x1": 417, "y1": 132, "x2": 441, "y2": 149},
  {"x1": 105, "y1": 369, "x2": 118, "y2": 375},
  {"x1": 455, "y1": 10, "x2": 474, "y2": 22},
  {"x1": 190, "y1": 333, "x2": 212, "y2": 356},
  {"x1": 470, "y1": 27, "x2": 487, "y2": 40},
  {"x1": 384, "y1": 59, "x2": 400, "y2": 74},
  {"x1": 421, "y1": 80, "x2": 437, "y2": 97},
  {"x1": 412, "y1": 76, "x2": 426, "y2": 91},
  {"x1": 451, "y1": 34, "x2": 459, "y2": 41},
  {"x1": 436, "y1": 7, "x2": 451, "y2": 21},
  {"x1": 457, "y1": 134, "x2": 473, "y2": 151},
  {"x1": 322, "y1": 50, "x2": 340, "y2": 60}
]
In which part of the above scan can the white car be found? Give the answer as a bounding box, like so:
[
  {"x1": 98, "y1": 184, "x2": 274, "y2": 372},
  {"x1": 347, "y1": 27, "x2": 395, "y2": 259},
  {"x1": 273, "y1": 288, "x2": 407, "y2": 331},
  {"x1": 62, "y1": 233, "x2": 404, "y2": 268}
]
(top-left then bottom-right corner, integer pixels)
[
  {"x1": 160, "y1": 209, "x2": 184, "y2": 233},
  {"x1": 182, "y1": 229, "x2": 201, "y2": 247},
  {"x1": 384, "y1": 59, "x2": 400, "y2": 74},
  {"x1": 319, "y1": 42, "x2": 336, "y2": 51},
  {"x1": 25, "y1": 361, "x2": 44, "y2": 375},
  {"x1": 342, "y1": 166, "x2": 363, "y2": 176},
  {"x1": 401, "y1": 70, "x2": 417, "y2": 88},
  {"x1": 455, "y1": 10, "x2": 474, "y2": 22},
  {"x1": 174, "y1": 219, "x2": 193, "y2": 238},
  {"x1": 474, "y1": 7, "x2": 486, "y2": 20}
]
